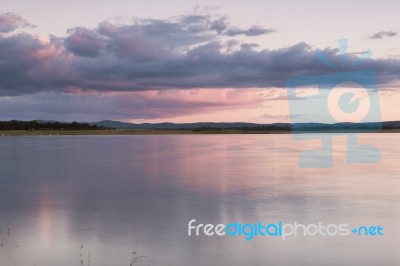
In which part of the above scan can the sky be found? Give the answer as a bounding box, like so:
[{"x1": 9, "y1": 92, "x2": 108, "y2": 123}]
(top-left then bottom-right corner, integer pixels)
[{"x1": 0, "y1": 0, "x2": 399, "y2": 123}]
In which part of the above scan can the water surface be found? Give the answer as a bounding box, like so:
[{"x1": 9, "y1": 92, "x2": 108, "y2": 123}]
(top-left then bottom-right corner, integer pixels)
[{"x1": 0, "y1": 134, "x2": 399, "y2": 266}]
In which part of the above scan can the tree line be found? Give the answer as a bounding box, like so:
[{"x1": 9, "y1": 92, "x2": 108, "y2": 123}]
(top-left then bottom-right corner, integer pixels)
[{"x1": 0, "y1": 120, "x2": 108, "y2": 130}]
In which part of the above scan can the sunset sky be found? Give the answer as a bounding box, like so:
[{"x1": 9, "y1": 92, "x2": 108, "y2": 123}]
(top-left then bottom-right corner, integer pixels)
[{"x1": 0, "y1": 0, "x2": 399, "y2": 123}]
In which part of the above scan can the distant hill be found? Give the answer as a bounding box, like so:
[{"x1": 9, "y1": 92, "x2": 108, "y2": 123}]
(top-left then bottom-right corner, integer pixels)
[
  {"x1": 91, "y1": 120, "x2": 400, "y2": 131},
  {"x1": 91, "y1": 120, "x2": 291, "y2": 130}
]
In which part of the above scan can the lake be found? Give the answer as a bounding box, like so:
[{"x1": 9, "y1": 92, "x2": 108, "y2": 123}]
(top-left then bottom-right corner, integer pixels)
[{"x1": 0, "y1": 134, "x2": 399, "y2": 266}]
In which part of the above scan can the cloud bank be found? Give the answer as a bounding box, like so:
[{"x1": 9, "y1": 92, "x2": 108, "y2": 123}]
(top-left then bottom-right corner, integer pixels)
[
  {"x1": 0, "y1": 12, "x2": 399, "y2": 121},
  {"x1": 0, "y1": 12, "x2": 399, "y2": 97}
]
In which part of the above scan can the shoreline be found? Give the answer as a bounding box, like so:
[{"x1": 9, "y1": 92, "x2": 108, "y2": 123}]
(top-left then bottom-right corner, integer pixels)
[{"x1": 0, "y1": 129, "x2": 399, "y2": 136}]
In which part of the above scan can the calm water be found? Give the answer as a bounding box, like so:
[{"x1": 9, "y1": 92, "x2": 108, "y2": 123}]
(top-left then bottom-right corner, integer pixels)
[{"x1": 0, "y1": 134, "x2": 399, "y2": 266}]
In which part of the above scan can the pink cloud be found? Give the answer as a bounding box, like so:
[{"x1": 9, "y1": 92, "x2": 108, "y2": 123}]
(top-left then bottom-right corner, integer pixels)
[
  {"x1": 0, "y1": 88, "x2": 265, "y2": 121},
  {"x1": 0, "y1": 12, "x2": 34, "y2": 32}
]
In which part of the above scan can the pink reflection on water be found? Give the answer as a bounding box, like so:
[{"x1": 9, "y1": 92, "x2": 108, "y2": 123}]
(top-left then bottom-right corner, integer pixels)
[
  {"x1": 141, "y1": 134, "x2": 400, "y2": 200},
  {"x1": 37, "y1": 186, "x2": 54, "y2": 247}
]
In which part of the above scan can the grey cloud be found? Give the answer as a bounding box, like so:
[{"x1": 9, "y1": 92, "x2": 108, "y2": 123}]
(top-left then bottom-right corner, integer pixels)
[
  {"x1": 225, "y1": 26, "x2": 275, "y2": 36},
  {"x1": 64, "y1": 27, "x2": 105, "y2": 57},
  {"x1": 210, "y1": 17, "x2": 228, "y2": 33},
  {"x1": 95, "y1": 16, "x2": 217, "y2": 59},
  {"x1": 0, "y1": 32, "x2": 75, "y2": 95},
  {"x1": 370, "y1": 31, "x2": 397, "y2": 39},
  {"x1": 0, "y1": 12, "x2": 33, "y2": 32}
]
